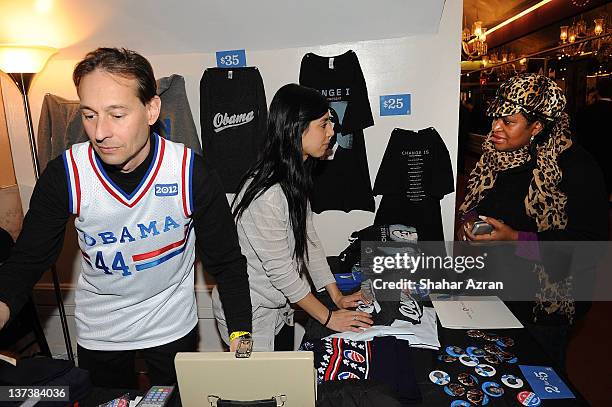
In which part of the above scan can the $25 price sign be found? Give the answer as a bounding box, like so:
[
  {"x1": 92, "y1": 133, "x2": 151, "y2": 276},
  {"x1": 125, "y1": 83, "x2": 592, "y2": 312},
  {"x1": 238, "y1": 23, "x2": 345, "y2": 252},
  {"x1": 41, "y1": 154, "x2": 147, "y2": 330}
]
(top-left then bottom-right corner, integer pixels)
[{"x1": 380, "y1": 94, "x2": 411, "y2": 116}]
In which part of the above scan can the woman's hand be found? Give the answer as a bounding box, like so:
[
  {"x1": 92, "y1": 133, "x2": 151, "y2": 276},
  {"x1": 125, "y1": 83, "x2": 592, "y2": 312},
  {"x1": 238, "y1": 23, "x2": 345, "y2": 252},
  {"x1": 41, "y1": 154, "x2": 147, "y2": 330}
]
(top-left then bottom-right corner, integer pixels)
[
  {"x1": 332, "y1": 290, "x2": 370, "y2": 309},
  {"x1": 326, "y1": 309, "x2": 373, "y2": 333},
  {"x1": 464, "y1": 216, "x2": 519, "y2": 241},
  {"x1": 457, "y1": 219, "x2": 475, "y2": 241},
  {"x1": 229, "y1": 338, "x2": 240, "y2": 352}
]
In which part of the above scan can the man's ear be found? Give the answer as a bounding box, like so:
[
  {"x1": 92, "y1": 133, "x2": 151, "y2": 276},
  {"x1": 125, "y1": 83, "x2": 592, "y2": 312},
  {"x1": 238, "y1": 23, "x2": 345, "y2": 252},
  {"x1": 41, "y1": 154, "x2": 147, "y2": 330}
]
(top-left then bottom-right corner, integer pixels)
[{"x1": 146, "y1": 95, "x2": 161, "y2": 125}]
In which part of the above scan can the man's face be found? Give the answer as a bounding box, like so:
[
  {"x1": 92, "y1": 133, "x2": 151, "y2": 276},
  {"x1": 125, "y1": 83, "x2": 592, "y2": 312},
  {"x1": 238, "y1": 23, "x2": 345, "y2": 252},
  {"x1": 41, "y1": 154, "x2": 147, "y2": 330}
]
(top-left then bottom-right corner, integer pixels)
[{"x1": 78, "y1": 69, "x2": 160, "y2": 173}]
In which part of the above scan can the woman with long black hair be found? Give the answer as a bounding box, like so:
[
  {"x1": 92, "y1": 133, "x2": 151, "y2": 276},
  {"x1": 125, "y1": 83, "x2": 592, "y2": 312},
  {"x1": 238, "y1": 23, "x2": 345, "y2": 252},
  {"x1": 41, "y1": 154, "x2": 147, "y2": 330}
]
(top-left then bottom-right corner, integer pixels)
[{"x1": 213, "y1": 84, "x2": 372, "y2": 351}]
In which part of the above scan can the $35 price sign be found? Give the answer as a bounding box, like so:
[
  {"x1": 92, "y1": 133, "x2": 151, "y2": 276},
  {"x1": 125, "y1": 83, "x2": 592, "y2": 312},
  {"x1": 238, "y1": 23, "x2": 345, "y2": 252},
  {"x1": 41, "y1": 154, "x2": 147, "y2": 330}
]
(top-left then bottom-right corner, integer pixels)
[
  {"x1": 216, "y1": 49, "x2": 247, "y2": 68},
  {"x1": 380, "y1": 94, "x2": 411, "y2": 116}
]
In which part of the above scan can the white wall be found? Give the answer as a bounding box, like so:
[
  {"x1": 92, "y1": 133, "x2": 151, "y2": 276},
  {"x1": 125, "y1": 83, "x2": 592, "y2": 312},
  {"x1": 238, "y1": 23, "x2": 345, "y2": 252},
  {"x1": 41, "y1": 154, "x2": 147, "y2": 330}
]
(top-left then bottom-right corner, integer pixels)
[{"x1": 2, "y1": 0, "x2": 461, "y2": 355}]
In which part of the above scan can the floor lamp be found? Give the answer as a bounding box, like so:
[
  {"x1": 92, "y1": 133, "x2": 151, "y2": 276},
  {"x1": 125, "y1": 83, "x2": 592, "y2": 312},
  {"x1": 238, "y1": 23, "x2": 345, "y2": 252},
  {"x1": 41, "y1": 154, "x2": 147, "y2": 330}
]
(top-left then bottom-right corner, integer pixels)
[{"x1": 0, "y1": 44, "x2": 74, "y2": 361}]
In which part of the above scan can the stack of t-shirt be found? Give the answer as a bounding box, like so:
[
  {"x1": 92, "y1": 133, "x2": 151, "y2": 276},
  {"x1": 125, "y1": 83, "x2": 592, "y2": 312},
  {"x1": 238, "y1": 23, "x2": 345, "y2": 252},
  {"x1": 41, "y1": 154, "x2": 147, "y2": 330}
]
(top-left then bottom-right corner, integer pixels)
[
  {"x1": 300, "y1": 336, "x2": 422, "y2": 405},
  {"x1": 373, "y1": 127, "x2": 454, "y2": 241},
  {"x1": 200, "y1": 67, "x2": 267, "y2": 192},
  {"x1": 327, "y1": 307, "x2": 440, "y2": 350},
  {"x1": 299, "y1": 50, "x2": 375, "y2": 213}
]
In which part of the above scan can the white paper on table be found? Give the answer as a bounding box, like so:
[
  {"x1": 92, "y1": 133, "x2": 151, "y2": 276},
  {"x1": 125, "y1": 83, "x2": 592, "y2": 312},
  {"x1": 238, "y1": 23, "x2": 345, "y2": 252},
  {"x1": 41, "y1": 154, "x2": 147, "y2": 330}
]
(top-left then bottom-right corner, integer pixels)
[{"x1": 430, "y1": 294, "x2": 523, "y2": 329}]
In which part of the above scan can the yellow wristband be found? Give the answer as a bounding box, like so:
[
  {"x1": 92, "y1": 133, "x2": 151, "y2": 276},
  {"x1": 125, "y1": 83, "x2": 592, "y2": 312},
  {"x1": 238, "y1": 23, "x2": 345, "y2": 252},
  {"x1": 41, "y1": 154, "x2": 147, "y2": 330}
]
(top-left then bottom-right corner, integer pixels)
[{"x1": 229, "y1": 331, "x2": 251, "y2": 342}]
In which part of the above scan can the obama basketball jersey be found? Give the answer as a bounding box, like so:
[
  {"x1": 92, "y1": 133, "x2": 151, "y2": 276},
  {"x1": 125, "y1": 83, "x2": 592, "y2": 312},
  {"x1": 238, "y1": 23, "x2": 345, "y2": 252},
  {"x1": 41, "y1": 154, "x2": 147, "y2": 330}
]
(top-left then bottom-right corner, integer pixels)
[{"x1": 63, "y1": 134, "x2": 198, "y2": 350}]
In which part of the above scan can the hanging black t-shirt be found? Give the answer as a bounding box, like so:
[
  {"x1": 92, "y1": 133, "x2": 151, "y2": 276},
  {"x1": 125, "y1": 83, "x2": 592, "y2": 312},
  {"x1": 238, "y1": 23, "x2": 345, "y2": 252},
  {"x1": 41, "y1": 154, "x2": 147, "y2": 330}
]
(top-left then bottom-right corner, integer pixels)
[
  {"x1": 373, "y1": 127, "x2": 454, "y2": 241},
  {"x1": 200, "y1": 67, "x2": 267, "y2": 192},
  {"x1": 299, "y1": 50, "x2": 375, "y2": 213}
]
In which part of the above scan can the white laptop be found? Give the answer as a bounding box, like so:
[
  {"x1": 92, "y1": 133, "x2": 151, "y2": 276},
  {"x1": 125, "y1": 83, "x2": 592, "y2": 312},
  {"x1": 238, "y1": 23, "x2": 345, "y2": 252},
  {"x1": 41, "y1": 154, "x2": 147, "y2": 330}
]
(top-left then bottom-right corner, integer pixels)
[{"x1": 175, "y1": 351, "x2": 316, "y2": 407}]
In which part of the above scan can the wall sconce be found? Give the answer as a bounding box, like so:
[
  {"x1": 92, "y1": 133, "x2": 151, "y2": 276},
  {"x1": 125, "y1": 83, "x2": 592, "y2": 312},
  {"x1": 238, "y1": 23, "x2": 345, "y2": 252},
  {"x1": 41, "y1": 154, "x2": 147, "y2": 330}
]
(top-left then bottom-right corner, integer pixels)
[
  {"x1": 594, "y1": 18, "x2": 604, "y2": 35},
  {"x1": 568, "y1": 26, "x2": 577, "y2": 43},
  {"x1": 479, "y1": 28, "x2": 488, "y2": 43},
  {"x1": 0, "y1": 44, "x2": 74, "y2": 362},
  {"x1": 473, "y1": 21, "x2": 483, "y2": 37},
  {"x1": 560, "y1": 26, "x2": 568, "y2": 42}
]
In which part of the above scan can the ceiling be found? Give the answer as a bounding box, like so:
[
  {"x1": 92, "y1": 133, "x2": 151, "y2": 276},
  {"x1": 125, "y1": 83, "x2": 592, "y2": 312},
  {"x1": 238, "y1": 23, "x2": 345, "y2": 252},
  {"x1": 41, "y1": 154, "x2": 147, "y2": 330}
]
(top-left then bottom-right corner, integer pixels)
[
  {"x1": 463, "y1": 0, "x2": 543, "y2": 29},
  {"x1": 0, "y1": 0, "x2": 445, "y2": 58},
  {"x1": 463, "y1": 0, "x2": 611, "y2": 57}
]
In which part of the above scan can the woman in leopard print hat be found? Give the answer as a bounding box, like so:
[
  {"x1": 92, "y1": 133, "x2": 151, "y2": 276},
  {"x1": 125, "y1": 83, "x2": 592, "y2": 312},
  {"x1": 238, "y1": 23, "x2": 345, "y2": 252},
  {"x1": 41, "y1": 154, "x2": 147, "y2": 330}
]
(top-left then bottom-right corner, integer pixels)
[
  {"x1": 459, "y1": 73, "x2": 574, "y2": 233},
  {"x1": 457, "y1": 73, "x2": 608, "y2": 368}
]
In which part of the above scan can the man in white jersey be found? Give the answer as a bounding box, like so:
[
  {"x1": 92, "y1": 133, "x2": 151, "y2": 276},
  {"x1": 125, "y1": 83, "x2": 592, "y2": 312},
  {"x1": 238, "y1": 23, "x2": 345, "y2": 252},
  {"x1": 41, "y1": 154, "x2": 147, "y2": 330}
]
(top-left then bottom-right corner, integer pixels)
[{"x1": 0, "y1": 48, "x2": 252, "y2": 388}]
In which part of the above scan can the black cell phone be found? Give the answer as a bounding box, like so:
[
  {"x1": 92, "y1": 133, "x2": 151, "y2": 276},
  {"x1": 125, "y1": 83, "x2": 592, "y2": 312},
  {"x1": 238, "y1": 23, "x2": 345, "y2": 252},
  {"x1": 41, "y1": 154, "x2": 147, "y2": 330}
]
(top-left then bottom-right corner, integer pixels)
[{"x1": 471, "y1": 220, "x2": 494, "y2": 235}]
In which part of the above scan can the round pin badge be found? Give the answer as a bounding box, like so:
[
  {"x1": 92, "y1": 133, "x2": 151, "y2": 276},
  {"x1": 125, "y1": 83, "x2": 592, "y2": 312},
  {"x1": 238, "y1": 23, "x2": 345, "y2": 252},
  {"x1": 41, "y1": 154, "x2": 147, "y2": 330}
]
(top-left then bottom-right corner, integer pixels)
[
  {"x1": 444, "y1": 383, "x2": 466, "y2": 397},
  {"x1": 438, "y1": 354, "x2": 457, "y2": 363},
  {"x1": 482, "y1": 333, "x2": 499, "y2": 342},
  {"x1": 466, "y1": 346, "x2": 486, "y2": 358},
  {"x1": 482, "y1": 381, "x2": 504, "y2": 398},
  {"x1": 483, "y1": 344, "x2": 503, "y2": 355},
  {"x1": 459, "y1": 355, "x2": 480, "y2": 367},
  {"x1": 496, "y1": 336, "x2": 515, "y2": 347},
  {"x1": 450, "y1": 401, "x2": 472, "y2": 407},
  {"x1": 446, "y1": 345, "x2": 465, "y2": 357},
  {"x1": 498, "y1": 351, "x2": 518, "y2": 364},
  {"x1": 501, "y1": 374, "x2": 524, "y2": 389},
  {"x1": 517, "y1": 391, "x2": 541, "y2": 406},
  {"x1": 467, "y1": 329, "x2": 484, "y2": 338},
  {"x1": 475, "y1": 364, "x2": 496, "y2": 377},
  {"x1": 467, "y1": 389, "x2": 489, "y2": 406},
  {"x1": 458, "y1": 373, "x2": 479, "y2": 387},
  {"x1": 483, "y1": 354, "x2": 500, "y2": 365},
  {"x1": 429, "y1": 370, "x2": 451, "y2": 386}
]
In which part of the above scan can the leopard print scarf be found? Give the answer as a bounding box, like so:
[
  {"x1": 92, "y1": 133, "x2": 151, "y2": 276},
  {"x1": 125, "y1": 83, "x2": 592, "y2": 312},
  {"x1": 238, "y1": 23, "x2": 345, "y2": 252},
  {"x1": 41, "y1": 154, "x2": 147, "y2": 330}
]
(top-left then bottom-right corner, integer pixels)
[{"x1": 459, "y1": 112, "x2": 572, "y2": 232}]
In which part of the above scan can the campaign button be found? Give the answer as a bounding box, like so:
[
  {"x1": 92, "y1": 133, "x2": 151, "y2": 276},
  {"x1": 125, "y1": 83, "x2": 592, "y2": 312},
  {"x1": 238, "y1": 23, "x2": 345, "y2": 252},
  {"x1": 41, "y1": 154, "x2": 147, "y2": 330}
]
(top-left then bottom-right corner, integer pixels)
[
  {"x1": 467, "y1": 389, "x2": 488, "y2": 405},
  {"x1": 438, "y1": 354, "x2": 457, "y2": 363},
  {"x1": 496, "y1": 336, "x2": 515, "y2": 347},
  {"x1": 467, "y1": 346, "x2": 486, "y2": 358},
  {"x1": 501, "y1": 374, "x2": 524, "y2": 389},
  {"x1": 458, "y1": 373, "x2": 479, "y2": 387},
  {"x1": 484, "y1": 344, "x2": 504, "y2": 355},
  {"x1": 517, "y1": 391, "x2": 541, "y2": 406},
  {"x1": 446, "y1": 346, "x2": 465, "y2": 357},
  {"x1": 482, "y1": 381, "x2": 504, "y2": 397},
  {"x1": 483, "y1": 354, "x2": 500, "y2": 364},
  {"x1": 430, "y1": 370, "x2": 451, "y2": 385},
  {"x1": 467, "y1": 329, "x2": 484, "y2": 338},
  {"x1": 475, "y1": 364, "x2": 496, "y2": 377},
  {"x1": 444, "y1": 383, "x2": 466, "y2": 397},
  {"x1": 459, "y1": 355, "x2": 480, "y2": 367}
]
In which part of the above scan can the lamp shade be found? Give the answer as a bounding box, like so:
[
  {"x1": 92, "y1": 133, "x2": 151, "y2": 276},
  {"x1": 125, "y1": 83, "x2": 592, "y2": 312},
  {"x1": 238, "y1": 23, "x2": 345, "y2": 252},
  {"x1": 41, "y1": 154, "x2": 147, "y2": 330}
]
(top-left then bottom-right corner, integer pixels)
[{"x1": 0, "y1": 45, "x2": 57, "y2": 74}]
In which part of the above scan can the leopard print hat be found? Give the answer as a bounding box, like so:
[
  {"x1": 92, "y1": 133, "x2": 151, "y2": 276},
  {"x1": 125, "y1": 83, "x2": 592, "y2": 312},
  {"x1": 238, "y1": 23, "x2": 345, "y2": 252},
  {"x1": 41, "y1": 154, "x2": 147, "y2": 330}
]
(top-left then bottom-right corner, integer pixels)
[
  {"x1": 486, "y1": 73, "x2": 567, "y2": 121},
  {"x1": 460, "y1": 73, "x2": 572, "y2": 232}
]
